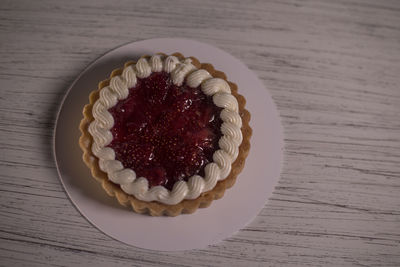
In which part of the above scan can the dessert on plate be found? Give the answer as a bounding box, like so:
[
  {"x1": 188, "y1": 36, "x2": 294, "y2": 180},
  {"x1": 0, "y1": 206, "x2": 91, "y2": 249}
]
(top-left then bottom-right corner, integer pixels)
[{"x1": 79, "y1": 53, "x2": 251, "y2": 216}]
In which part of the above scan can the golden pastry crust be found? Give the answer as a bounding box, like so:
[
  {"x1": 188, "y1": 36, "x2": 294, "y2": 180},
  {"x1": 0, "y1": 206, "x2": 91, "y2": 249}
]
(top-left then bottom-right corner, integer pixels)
[{"x1": 79, "y1": 53, "x2": 252, "y2": 216}]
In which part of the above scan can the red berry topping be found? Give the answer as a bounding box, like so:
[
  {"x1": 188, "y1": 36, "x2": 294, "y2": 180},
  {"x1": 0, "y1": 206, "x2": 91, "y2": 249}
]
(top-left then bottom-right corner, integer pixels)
[{"x1": 108, "y1": 71, "x2": 222, "y2": 189}]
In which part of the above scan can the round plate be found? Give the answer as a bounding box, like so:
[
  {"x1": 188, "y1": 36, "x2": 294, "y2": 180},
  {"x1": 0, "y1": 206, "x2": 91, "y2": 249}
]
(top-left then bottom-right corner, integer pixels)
[{"x1": 53, "y1": 38, "x2": 283, "y2": 251}]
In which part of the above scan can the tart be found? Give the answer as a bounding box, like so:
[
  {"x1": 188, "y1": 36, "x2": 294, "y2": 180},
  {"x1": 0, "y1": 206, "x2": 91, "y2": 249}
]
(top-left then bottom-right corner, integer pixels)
[{"x1": 79, "y1": 53, "x2": 251, "y2": 216}]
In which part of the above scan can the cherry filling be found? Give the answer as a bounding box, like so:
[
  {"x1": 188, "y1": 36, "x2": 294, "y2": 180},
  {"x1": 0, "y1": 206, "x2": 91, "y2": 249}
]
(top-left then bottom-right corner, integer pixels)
[{"x1": 108, "y1": 71, "x2": 222, "y2": 190}]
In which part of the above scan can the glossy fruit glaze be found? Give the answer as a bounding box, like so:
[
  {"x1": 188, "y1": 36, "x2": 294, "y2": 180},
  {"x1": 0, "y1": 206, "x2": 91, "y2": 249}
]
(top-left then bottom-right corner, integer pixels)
[{"x1": 108, "y1": 71, "x2": 222, "y2": 190}]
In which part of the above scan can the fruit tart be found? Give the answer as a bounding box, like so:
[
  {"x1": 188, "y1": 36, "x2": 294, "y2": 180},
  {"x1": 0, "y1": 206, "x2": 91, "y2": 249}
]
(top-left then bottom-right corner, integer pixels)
[{"x1": 79, "y1": 53, "x2": 251, "y2": 216}]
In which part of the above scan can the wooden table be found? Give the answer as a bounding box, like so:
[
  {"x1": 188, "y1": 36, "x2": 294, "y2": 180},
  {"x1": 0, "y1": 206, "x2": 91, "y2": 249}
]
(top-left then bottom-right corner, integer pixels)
[{"x1": 1, "y1": 0, "x2": 399, "y2": 266}]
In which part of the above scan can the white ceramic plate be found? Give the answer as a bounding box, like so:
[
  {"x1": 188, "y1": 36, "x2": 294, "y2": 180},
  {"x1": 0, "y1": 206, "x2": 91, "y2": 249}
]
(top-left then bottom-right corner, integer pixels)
[{"x1": 53, "y1": 38, "x2": 283, "y2": 251}]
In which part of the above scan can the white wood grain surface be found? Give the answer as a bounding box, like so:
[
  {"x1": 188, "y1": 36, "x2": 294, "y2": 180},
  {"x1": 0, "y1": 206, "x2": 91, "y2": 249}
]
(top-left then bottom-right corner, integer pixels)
[{"x1": 1, "y1": 0, "x2": 400, "y2": 266}]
